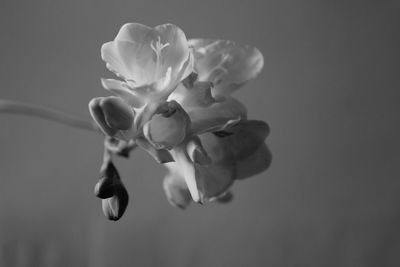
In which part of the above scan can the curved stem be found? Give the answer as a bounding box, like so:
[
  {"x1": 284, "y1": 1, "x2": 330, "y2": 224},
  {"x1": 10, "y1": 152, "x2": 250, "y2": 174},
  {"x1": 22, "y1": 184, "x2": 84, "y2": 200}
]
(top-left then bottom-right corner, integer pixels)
[{"x1": 0, "y1": 99, "x2": 99, "y2": 132}]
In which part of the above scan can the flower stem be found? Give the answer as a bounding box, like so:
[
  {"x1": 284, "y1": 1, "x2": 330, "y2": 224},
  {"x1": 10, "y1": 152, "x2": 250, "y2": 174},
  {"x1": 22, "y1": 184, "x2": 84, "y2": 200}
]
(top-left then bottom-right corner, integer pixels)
[{"x1": 0, "y1": 99, "x2": 98, "y2": 132}]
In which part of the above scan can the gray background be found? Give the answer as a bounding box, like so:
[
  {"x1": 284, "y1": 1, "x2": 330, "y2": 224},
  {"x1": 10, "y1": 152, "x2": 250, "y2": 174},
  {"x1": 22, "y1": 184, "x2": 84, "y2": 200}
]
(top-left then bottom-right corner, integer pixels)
[{"x1": 0, "y1": 0, "x2": 400, "y2": 266}]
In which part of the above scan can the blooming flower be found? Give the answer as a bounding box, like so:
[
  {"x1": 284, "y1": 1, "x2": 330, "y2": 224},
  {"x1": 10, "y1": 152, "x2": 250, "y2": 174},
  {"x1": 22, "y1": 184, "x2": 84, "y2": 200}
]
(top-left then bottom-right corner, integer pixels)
[
  {"x1": 89, "y1": 23, "x2": 271, "y2": 220},
  {"x1": 101, "y1": 23, "x2": 193, "y2": 108}
]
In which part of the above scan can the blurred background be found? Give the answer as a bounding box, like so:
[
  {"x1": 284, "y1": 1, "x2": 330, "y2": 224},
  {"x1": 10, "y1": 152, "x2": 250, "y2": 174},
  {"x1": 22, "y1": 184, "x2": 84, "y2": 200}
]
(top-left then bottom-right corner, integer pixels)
[{"x1": 0, "y1": 0, "x2": 399, "y2": 266}]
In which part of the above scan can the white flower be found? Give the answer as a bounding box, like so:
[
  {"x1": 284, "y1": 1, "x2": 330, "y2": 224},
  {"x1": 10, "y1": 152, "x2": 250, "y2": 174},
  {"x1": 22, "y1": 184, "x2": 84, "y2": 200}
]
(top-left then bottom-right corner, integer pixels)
[
  {"x1": 101, "y1": 23, "x2": 193, "y2": 108},
  {"x1": 163, "y1": 39, "x2": 268, "y2": 204},
  {"x1": 189, "y1": 38, "x2": 264, "y2": 96},
  {"x1": 89, "y1": 23, "x2": 270, "y2": 217},
  {"x1": 163, "y1": 120, "x2": 271, "y2": 206}
]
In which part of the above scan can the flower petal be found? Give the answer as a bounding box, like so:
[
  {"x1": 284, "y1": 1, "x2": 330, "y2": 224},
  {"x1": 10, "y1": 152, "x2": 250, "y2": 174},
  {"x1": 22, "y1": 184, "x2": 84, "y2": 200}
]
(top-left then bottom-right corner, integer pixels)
[
  {"x1": 101, "y1": 40, "x2": 156, "y2": 84},
  {"x1": 114, "y1": 22, "x2": 153, "y2": 43},
  {"x1": 236, "y1": 143, "x2": 272, "y2": 180},
  {"x1": 189, "y1": 38, "x2": 264, "y2": 95},
  {"x1": 101, "y1": 78, "x2": 145, "y2": 108},
  {"x1": 163, "y1": 172, "x2": 192, "y2": 209},
  {"x1": 168, "y1": 145, "x2": 201, "y2": 202},
  {"x1": 143, "y1": 101, "x2": 190, "y2": 150},
  {"x1": 102, "y1": 23, "x2": 191, "y2": 87},
  {"x1": 154, "y1": 24, "x2": 191, "y2": 78},
  {"x1": 194, "y1": 162, "x2": 235, "y2": 200},
  {"x1": 187, "y1": 97, "x2": 247, "y2": 134},
  {"x1": 194, "y1": 132, "x2": 236, "y2": 199},
  {"x1": 217, "y1": 120, "x2": 270, "y2": 160},
  {"x1": 136, "y1": 137, "x2": 174, "y2": 163},
  {"x1": 168, "y1": 81, "x2": 217, "y2": 109},
  {"x1": 186, "y1": 136, "x2": 211, "y2": 165},
  {"x1": 215, "y1": 191, "x2": 234, "y2": 203}
]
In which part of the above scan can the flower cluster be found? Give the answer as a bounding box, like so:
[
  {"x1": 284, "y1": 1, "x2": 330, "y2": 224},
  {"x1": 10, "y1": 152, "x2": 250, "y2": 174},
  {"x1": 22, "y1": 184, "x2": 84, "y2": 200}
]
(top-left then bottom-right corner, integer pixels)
[{"x1": 89, "y1": 23, "x2": 271, "y2": 220}]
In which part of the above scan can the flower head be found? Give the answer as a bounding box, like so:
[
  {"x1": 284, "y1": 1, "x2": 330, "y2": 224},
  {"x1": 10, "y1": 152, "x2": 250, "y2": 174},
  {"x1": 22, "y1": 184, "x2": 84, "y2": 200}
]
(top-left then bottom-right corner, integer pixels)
[
  {"x1": 101, "y1": 23, "x2": 193, "y2": 108},
  {"x1": 89, "y1": 23, "x2": 270, "y2": 220}
]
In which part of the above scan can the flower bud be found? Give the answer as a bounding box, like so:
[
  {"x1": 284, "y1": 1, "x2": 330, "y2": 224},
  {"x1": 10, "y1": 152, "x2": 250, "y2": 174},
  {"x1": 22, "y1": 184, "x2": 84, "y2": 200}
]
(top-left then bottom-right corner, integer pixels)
[
  {"x1": 102, "y1": 182, "x2": 129, "y2": 221},
  {"x1": 89, "y1": 97, "x2": 117, "y2": 136},
  {"x1": 88, "y1": 96, "x2": 134, "y2": 137},
  {"x1": 94, "y1": 177, "x2": 115, "y2": 199},
  {"x1": 94, "y1": 161, "x2": 120, "y2": 199},
  {"x1": 99, "y1": 96, "x2": 134, "y2": 130},
  {"x1": 143, "y1": 101, "x2": 190, "y2": 150}
]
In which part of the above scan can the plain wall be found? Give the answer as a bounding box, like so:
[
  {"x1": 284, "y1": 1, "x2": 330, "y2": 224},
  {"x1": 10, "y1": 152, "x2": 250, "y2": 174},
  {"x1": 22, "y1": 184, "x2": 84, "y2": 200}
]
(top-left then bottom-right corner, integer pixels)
[{"x1": 0, "y1": 1, "x2": 399, "y2": 266}]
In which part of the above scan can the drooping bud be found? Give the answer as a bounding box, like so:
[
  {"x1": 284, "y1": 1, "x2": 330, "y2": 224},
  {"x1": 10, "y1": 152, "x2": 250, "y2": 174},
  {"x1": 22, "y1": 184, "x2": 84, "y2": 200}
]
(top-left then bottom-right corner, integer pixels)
[
  {"x1": 94, "y1": 177, "x2": 115, "y2": 199},
  {"x1": 143, "y1": 101, "x2": 190, "y2": 150},
  {"x1": 94, "y1": 161, "x2": 120, "y2": 199},
  {"x1": 102, "y1": 182, "x2": 129, "y2": 221}
]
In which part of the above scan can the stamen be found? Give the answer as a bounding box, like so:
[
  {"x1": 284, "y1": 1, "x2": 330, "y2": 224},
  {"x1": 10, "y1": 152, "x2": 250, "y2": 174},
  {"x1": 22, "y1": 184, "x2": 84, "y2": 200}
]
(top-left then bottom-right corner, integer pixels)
[{"x1": 150, "y1": 36, "x2": 170, "y2": 79}]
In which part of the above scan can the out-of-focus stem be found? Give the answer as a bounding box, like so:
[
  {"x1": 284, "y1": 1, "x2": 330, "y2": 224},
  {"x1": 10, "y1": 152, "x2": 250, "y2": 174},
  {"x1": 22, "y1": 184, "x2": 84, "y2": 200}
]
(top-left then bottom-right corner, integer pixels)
[{"x1": 0, "y1": 99, "x2": 98, "y2": 132}]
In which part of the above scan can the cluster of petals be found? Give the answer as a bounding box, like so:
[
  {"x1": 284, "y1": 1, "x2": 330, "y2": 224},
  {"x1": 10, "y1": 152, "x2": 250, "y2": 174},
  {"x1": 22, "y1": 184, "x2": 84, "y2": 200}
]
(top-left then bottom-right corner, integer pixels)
[{"x1": 89, "y1": 23, "x2": 271, "y2": 219}]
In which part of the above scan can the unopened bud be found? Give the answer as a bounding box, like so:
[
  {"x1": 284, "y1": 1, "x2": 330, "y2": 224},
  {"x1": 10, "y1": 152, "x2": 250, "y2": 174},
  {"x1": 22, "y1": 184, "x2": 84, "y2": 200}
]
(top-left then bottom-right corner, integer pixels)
[
  {"x1": 88, "y1": 96, "x2": 134, "y2": 137},
  {"x1": 100, "y1": 160, "x2": 120, "y2": 181},
  {"x1": 94, "y1": 161, "x2": 120, "y2": 199},
  {"x1": 89, "y1": 97, "x2": 117, "y2": 136},
  {"x1": 94, "y1": 177, "x2": 114, "y2": 199},
  {"x1": 99, "y1": 96, "x2": 134, "y2": 130},
  {"x1": 102, "y1": 182, "x2": 129, "y2": 221},
  {"x1": 143, "y1": 101, "x2": 190, "y2": 150}
]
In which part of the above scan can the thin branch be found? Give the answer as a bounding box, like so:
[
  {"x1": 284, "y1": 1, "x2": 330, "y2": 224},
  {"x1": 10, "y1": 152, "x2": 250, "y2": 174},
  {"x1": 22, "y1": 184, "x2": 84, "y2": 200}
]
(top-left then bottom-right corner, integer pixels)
[{"x1": 0, "y1": 99, "x2": 98, "y2": 132}]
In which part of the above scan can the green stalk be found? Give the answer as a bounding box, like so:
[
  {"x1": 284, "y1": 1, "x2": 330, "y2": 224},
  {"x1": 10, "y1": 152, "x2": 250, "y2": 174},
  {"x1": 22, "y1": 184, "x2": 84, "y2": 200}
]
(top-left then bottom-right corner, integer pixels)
[{"x1": 0, "y1": 99, "x2": 98, "y2": 132}]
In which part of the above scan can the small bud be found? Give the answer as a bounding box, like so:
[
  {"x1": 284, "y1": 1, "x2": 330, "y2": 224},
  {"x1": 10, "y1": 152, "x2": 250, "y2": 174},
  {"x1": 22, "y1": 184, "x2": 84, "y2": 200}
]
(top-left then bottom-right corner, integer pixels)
[
  {"x1": 143, "y1": 101, "x2": 190, "y2": 150},
  {"x1": 94, "y1": 161, "x2": 120, "y2": 199},
  {"x1": 89, "y1": 96, "x2": 135, "y2": 138},
  {"x1": 89, "y1": 97, "x2": 118, "y2": 136},
  {"x1": 102, "y1": 182, "x2": 129, "y2": 221},
  {"x1": 94, "y1": 177, "x2": 114, "y2": 199},
  {"x1": 100, "y1": 160, "x2": 120, "y2": 181},
  {"x1": 99, "y1": 96, "x2": 134, "y2": 130}
]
